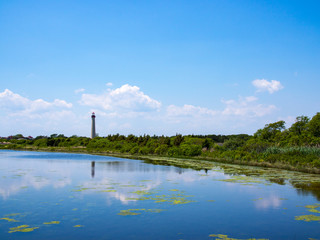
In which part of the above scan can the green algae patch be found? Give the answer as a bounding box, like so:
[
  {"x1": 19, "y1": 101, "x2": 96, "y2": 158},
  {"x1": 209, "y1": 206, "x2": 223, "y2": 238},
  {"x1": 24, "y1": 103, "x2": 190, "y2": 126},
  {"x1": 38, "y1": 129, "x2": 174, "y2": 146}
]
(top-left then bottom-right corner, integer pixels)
[
  {"x1": 9, "y1": 225, "x2": 39, "y2": 233},
  {"x1": 218, "y1": 176, "x2": 264, "y2": 185},
  {"x1": 308, "y1": 209, "x2": 320, "y2": 213},
  {"x1": 43, "y1": 221, "x2": 60, "y2": 224},
  {"x1": 305, "y1": 204, "x2": 320, "y2": 209},
  {"x1": 130, "y1": 189, "x2": 196, "y2": 205},
  {"x1": 100, "y1": 190, "x2": 116, "y2": 192},
  {"x1": 253, "y1": 198, "x2": 263, "y2": 201},
  {"x1": 118, "y1": 209, "x2": 165, "y2": 216},
  {"x1": 1, "y1": 217, "x2": 19, "y2": 222},
  {"x1": 73, "y1": 225, "x2": 84, "y2": 228},
  {"x1": 209, "y1": 233, "x2": 269, "y2": 240},
  {"x1": 130, "y1": 190, "x2": 155, "y2": 195},
  {"x1": 118, "y1": 209, "x2": 142, "y2": 216},
  {"x1": 72, "y1": 188, "x2": 95, "y2": 192},
  {"x1": 5, "y1": 213, "x2": 20, "y2": 217},
  {"x1": 295, "y1": 203, "x2": 320, "y2": 221},
  {"x1": 295, "y1": 215, "x2": 320, "y2": 222}
]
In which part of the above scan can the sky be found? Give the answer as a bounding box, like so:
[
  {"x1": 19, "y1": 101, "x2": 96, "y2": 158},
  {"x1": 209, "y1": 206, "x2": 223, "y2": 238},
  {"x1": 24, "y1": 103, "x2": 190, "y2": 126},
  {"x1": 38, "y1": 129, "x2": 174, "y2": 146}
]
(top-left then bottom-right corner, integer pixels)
[{"x1": 0, "y1": 0, "x2": 319, "y2": 137}]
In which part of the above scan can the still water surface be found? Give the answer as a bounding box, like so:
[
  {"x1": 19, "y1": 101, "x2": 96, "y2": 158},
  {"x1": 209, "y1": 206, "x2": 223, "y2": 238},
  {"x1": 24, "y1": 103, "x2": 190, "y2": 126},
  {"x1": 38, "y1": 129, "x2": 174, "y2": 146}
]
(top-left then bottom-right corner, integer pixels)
[{"x1": 0, "y1": 150, "x2": 320, "y2": 240}]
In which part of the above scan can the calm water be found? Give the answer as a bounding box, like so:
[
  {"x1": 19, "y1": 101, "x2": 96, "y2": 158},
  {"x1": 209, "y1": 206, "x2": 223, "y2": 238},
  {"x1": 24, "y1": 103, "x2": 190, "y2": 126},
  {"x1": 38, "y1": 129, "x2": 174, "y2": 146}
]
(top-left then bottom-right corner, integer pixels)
[{"x1": 0, "y1": 150, "x2": 320, "y2": 240}]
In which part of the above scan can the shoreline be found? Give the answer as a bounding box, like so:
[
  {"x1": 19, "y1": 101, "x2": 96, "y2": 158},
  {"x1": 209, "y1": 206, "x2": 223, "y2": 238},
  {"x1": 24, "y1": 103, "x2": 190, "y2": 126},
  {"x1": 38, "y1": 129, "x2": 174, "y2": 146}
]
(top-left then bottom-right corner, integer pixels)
[{"x1": 3, "y1": 146, "x2": 320, "y2": 175}]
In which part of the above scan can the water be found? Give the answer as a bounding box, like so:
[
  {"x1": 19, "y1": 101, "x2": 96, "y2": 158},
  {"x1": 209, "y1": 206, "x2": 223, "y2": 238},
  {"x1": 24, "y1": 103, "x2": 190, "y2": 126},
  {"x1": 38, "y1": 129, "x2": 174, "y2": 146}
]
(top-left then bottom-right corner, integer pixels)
[{"x1": 0, "y1": 150, "x2": 320, "y2": 240}]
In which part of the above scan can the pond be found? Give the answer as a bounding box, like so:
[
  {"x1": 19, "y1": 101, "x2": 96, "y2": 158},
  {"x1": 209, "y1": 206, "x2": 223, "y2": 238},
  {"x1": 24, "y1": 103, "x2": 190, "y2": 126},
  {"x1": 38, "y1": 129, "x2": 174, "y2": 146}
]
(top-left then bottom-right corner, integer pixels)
[{"x1": 0, "y1": 150, "x2": 320, "y2": 240}]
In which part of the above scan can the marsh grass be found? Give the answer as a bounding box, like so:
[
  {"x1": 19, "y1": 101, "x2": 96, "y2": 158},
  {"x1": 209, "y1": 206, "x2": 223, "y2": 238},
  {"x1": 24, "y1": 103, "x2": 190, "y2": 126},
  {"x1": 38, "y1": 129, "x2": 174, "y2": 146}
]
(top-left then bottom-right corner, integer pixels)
[{"x1": 264, "y1": 147, "x2": 320, "y2": 157}]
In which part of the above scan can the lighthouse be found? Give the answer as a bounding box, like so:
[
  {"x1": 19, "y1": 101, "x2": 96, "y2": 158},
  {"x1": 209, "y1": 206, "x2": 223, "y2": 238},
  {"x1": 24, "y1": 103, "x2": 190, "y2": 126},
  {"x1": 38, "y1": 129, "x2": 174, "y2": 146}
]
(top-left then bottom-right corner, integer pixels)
[{"x1": 91, "y1": 112, "x2": 96, "y2": 139}]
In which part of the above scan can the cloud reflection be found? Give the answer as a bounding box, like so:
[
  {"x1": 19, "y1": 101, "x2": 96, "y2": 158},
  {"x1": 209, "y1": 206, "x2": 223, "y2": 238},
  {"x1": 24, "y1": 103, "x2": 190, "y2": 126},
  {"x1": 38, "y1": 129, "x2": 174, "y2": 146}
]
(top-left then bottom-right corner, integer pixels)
[{"x1": 254, "y1": 195, "x2": 282, "y2": 210}]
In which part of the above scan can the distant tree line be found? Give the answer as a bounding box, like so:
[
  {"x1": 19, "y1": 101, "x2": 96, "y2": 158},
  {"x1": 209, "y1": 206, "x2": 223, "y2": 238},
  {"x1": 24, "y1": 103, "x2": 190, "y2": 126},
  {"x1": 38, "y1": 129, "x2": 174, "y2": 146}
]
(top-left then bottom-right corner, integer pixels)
[{"x1": 1, "y1": 113, "x2": 320, "y2": 172}]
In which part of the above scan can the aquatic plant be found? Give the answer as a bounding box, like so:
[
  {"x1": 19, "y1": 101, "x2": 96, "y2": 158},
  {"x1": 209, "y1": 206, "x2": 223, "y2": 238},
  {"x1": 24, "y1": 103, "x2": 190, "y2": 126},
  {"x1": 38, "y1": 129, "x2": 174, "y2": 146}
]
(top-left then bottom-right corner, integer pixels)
[
  {"x1": 100, "y1": 190, "x2": 116, "y2": 192},
  {"x1": 8, "y1": 225, "x2": 39, "y2": 233},
  {"x1": 295, "y1": 215, "x2": 320, "y2": 222},
  {"x1": 43, "y1": 221, "x2": 60, "y2": 224},
  {"x1": 118, "y1": 209, "x2": 165, "y2": 216},
  {"x1": 209, "y1": 233, "x2": 269, "y2": 240},
  {"x1": 73, "y1": 225, "x2": 84, "y2": 227},
  {"x1": 1, "y1": 217, "x2": 19, "y2": 222},
  {"x1": 295, "y1": 203, "x2": 320, "y2": 221}
]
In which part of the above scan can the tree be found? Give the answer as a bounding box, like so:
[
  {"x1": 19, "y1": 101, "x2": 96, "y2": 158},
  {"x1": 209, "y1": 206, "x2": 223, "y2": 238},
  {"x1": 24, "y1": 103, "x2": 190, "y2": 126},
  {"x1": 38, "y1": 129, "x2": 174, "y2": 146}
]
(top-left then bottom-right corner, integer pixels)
[
  {"x1": 307, "y1": 112, "x2": 320, "y2": 137},
  {"x1": 173, "y1": 134, "x2": 184, "y2": 146},
  {"x1": 202, "y1": 138, "x2": 211, "y2": 149},
  {"x1": 289, "y1": 116, "x2": 310, "y2": 135},
  {"x1": 254, "y1": 121, "x2": 286, "y2": 141}
]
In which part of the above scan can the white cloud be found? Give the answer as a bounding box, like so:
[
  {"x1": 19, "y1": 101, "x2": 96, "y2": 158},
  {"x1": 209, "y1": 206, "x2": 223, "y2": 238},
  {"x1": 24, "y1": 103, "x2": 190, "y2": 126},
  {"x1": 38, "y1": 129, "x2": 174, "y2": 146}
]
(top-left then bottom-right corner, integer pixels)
[
  {"x1": 75, "y1": 88, "x2": 85, "y2": 94},
  {"x1": 167, "y1": 104, "x2": 216, "y2": 118},
  {"x1": 222, "y1": 96, "x2": 276, "y2": 117},
  {"x1": 0, "y1": 89, "x2": 72, "y2": 115},
  {"x1": 167, "y1": 96, "x2": 276, "y2": 120},
  {"x1": 252, "y1": 79, "x2": 283, "y2": 94},
  {"x1": 106, "y1": 82, "x2": 113, "y2": 87},
  {"x1": 80, "y1": 84, "x2": 161, "y2": 113}
]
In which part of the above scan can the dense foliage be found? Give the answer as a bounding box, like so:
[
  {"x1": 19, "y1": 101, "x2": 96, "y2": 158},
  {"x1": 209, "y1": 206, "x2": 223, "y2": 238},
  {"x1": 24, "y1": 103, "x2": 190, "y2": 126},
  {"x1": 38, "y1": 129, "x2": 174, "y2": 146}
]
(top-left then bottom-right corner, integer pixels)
[{"x1": 1, "y1": 113, "x2": 320, "y2": 172}]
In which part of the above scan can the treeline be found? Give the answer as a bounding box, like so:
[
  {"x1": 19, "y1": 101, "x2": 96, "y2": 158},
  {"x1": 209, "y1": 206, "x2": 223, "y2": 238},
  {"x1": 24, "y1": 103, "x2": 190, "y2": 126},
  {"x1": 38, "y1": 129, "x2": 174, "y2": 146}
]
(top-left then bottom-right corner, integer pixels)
[{"x1": 1, "y1": 113, "x2": 320, "y2": 172}]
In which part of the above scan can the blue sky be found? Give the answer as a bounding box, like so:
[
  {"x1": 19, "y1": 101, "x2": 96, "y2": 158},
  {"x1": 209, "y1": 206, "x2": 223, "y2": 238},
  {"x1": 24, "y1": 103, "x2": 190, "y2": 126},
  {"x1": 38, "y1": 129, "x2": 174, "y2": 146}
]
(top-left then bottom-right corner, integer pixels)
[{"x1": 0, "y1": 0, "x2": 319, "y2": 137}]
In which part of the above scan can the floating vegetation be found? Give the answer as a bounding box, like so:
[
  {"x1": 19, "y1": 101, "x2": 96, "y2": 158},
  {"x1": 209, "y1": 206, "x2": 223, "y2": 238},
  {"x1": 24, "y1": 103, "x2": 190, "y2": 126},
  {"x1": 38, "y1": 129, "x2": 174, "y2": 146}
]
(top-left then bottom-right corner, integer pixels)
[
  {"x1": 72, "y1": 187, "x2": 95, "y2": 192},
  {"x1": 125, "y1": 197, "x2": 140, "y2": 201},
  {"x1": 5, "y1": 213, "x2": 20, "y2": 217},
  {"x1": 253, "y1": 198, "x2": 263, "y2": 201},
  {"x1": 8, "y1": 225, "x2": 39, "y2": 233},
  {"x1": 118, "y1": 209, "x2": 165, "y2": 216},
  {"x1": 1, "y1": 217, "x2": 19, "y2": 222},
  {"x1": 207, "y1": 200, "x2": 215, "y2": 202},
  {"x1": 135, "y1": 190, "x2": 196, "y2": 205},
  {"x1": 118, "y1": 210, "x2": 141, "y2": 216},
  {"x1": 169, "y1": 189, "x2": 179, "y2": 191},
  {"x1": 305, "y1": 204, "x2": 320, "y2": 209},
  {"x1": 295, "y1": 203, "x2": 320, "y2": 222},
  {"x1": 130, "y1": 190, "x2": 155, "y2": 195},
  {"x1": 309, "y1": 209, "x2": 320, "y2": 213},
  {"x1": 100, "y1": 190, "x2": 116, "y2": 192},
  {"x1": 218, "y1": 176, "x2": 264, "y2": 185},
  {"x1": 295, "y1": 215, "x2": 320, "y2": 222},
  {"x1": 209, "y1": 233, "x2": 269, "y2": 240},
  {"x1": 43, "y1": 221, "x2": 60, "y2": 224},
  {"x1": 73, "y1": 225, "x2": 84, "y2": 228}
]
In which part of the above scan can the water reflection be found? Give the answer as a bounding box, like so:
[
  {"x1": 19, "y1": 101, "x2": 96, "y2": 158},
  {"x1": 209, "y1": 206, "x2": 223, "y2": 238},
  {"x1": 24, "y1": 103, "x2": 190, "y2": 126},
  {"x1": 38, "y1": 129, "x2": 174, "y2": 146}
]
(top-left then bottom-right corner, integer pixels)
[
  {"x1": 292, "y1": 182, "x2": 320, "y2": 201},
  {"x1": 1, "y1": 151, "x2": 320, "y2": 240},
  {"x1": 254, "y1": 195, "x2": 283, "y2": 209},
  {"x1": 91, "y1": 161, "x2": 95, "y2": 178}
]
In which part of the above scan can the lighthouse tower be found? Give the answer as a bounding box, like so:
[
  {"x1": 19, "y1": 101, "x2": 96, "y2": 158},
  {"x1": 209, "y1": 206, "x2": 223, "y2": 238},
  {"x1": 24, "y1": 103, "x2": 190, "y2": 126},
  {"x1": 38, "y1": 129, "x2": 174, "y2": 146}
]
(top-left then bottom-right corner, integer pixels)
[{"x1": 91, "y1": 112, "x2": 96, "y2": 139}]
